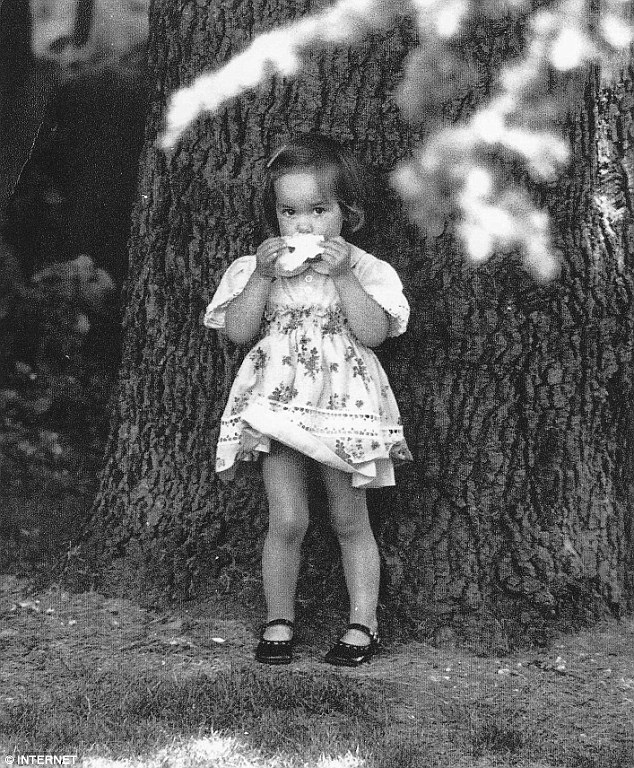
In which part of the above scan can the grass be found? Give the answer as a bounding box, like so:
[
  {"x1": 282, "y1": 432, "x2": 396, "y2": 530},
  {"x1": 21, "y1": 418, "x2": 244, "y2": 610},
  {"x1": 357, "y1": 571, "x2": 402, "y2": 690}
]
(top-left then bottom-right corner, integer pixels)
[
  {"x1": 450, "y1": 693, "x2": 634, "y2": 768},
  {"x1": 3, "y1": 653, "x2": 632, "y2": 768},
  {"x1": 1, "y1": 665, "x2": 400, "y2": 766}
]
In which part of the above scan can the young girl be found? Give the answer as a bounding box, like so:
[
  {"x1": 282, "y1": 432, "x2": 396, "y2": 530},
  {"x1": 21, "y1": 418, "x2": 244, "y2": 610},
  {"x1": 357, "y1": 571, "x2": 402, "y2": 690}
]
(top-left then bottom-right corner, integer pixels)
[{"x1": 204, "y1": 134, "x2": 412, "y2": 666}]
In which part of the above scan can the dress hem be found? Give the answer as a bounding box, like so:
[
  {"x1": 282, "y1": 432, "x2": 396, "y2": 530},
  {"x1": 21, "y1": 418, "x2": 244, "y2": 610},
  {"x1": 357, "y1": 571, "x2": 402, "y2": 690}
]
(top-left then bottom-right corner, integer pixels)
[{"x1": 217, "y1": 400, "x2": 399, "y2": 488}]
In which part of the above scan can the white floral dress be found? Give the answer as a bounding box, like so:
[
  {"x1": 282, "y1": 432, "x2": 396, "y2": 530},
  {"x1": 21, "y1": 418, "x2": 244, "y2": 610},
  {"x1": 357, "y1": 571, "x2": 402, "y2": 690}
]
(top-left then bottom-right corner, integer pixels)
[{"x1": 204, "y1": 245, "x2": 412, "y2": 487}]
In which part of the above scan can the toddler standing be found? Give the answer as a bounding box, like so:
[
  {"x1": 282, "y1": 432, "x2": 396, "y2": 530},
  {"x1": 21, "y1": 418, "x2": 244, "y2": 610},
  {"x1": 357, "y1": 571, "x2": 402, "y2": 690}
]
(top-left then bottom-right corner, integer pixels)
[{"x1": 205, "y1": 134, "x2": 412, "y2": 665}]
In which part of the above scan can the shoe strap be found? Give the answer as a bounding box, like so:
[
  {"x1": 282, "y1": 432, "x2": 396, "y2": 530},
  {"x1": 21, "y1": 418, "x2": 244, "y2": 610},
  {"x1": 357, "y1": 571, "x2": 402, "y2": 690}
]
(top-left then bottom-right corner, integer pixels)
[
  {"x1": 346, "y1": 623, "x2": 378, "y2": 640},
  {"x1": 263, "y1": 618, "x2": 295, "y2": 630}
]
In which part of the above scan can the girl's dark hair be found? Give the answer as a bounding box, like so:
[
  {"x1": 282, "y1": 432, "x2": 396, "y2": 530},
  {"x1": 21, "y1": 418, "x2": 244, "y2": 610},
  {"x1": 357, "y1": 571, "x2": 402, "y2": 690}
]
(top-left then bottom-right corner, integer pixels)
[{"x1": 261, "y1": 134, "x2": 368, "y2": 237}]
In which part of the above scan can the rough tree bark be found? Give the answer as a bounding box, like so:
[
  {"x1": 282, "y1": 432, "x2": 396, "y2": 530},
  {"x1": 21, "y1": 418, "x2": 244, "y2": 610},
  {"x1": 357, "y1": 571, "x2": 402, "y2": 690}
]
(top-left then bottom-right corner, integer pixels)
[{"x1": 83, "y1": 0, "x2": 634, "y2": 647}]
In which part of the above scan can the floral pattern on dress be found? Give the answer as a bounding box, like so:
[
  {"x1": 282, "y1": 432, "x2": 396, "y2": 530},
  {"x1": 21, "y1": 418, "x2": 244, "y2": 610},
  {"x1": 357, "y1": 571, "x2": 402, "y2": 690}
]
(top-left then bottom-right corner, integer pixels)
[
  {"x1": 205, "y1": 246, "x2": 412, "y2": 488},
  {"x1": 230, "y1": 392, "x2": 251, "y2": 415},
  {"x1": 281, "y1": 307, "x2": 311, "y2": 334},
  {"x1": 297, "y1": 335, "x2": 321, "y2": 380},
  {"x1": 270, "y1": 383, "x2": 298, "y2": 403},
  {"x1": 335, "y1": 438, "x2": 366, "y2": 462},
  {"x1": 343, "y1": 346, "x2": 370, "y2": 387},
  {"x1": 321, "y1": 307, "x2": 347, "y2": 336},
  {"x1": 327, "y1": 394, "x2": 349, "y2": 410},
  {"x1": 250, "y1": 348, "x2": 268, "y2": 371}
]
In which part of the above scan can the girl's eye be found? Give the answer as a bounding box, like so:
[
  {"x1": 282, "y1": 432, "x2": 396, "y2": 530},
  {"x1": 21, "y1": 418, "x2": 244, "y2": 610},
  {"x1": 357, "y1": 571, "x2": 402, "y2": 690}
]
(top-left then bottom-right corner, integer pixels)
[
  {"x1": 281, "y1": 208, "x2": 295, "y2": 216},
  {"x1": 314, "y1": 207, "x2": 326, "y2": 215}
]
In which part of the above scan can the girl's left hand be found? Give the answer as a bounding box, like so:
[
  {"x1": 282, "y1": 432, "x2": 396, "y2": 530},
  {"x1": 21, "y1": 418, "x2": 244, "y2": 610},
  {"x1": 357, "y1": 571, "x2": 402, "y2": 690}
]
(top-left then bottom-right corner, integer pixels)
[{"x1": 320, "y1": 237, "x2": 352, "y2": 278}]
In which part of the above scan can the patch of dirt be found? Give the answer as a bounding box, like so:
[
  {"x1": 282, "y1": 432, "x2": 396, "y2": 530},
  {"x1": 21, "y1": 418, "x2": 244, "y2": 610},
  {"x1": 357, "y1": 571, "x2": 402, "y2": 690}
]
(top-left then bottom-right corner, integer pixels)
[{"x1": 2, "y1": 573, "x2": 634, "y2": 765}]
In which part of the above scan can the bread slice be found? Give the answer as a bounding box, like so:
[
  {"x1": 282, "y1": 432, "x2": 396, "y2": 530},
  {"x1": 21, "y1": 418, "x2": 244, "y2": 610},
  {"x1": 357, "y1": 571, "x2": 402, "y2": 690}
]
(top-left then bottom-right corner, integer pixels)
[{"x1": 277, "y1": 234, "x2": 324, "y2": 272}]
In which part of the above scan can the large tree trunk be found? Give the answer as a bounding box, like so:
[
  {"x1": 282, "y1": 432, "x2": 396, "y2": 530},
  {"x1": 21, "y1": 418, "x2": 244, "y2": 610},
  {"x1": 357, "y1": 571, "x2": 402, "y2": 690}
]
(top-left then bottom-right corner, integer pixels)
[{"x1": 84, "y1": 0, "x2": 634, "y2": 646}]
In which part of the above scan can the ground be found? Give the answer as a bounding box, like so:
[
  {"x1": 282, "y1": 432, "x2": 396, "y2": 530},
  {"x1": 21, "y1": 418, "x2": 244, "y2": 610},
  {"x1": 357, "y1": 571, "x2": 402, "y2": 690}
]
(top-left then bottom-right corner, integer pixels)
[{"x1": 1, "y1": 572, "x2": 633, "y2": 768}]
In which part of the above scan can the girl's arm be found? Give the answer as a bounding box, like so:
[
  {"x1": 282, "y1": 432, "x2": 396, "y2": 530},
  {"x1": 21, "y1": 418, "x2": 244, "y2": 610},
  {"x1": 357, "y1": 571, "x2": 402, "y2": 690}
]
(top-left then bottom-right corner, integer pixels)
[
  {"x1": 321, "y1": 238, "x2": 389, "y2": 348},
  {"x1": 224, "y1": 237, "x2": 286, "y2": 345},
  {"x1": 224, "y1": 271, "x2": 273, "y2": 344},
  {"x1": 332, "y1": 272, "x2": 389, "y2": 347}
]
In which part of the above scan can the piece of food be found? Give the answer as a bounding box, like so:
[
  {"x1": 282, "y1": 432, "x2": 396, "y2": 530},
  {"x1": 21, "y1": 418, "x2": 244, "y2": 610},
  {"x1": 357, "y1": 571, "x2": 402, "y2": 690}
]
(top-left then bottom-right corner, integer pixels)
[{"x1": 277, "y1": 234, "x2": 324, "y2": 272}]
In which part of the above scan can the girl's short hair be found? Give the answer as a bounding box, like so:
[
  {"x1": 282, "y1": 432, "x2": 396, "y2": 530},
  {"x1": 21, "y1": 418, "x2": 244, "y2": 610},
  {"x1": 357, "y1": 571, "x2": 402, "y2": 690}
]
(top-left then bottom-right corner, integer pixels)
[{"x1": 261, "y1": 134, "x2": 368, "y2": 237}]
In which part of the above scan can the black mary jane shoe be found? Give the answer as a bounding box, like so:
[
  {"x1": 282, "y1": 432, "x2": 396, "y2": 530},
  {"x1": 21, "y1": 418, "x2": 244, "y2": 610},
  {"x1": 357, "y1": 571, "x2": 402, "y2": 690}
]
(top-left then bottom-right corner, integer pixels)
[
  {"x1": 255, "y1": 618, "x2": 295, "y2": 665},
  {"x1": 324, "y1": 623, "x2": 380, "y2": 667}
]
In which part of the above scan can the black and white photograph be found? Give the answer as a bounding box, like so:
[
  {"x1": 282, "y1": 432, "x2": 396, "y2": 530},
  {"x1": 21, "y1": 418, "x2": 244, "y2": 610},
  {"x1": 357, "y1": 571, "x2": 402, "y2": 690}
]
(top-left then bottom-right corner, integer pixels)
[{"x1": 1, "y1": 1, "x2": 633, "y2": 766}]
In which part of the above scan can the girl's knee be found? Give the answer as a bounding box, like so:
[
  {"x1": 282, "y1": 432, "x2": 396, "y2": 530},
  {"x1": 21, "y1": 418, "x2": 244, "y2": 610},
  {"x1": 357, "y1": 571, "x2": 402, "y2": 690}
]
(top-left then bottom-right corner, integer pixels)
[
  {"x1": 268, "y1": 507, "x2": 309, "y2": 543},
  {"x1": 322, "y1": 481, "x2": 368, "y2": 541},
  {"x1": 330, "y1": 506, "x2": 371, "y2": 542}
]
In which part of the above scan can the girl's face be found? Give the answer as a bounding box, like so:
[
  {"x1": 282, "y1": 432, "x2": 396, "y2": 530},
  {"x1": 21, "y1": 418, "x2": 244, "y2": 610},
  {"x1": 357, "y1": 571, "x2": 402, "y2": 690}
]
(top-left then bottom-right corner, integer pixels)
[{"x1": 274, "y1": 170, "x2": 344, "y2": 238}]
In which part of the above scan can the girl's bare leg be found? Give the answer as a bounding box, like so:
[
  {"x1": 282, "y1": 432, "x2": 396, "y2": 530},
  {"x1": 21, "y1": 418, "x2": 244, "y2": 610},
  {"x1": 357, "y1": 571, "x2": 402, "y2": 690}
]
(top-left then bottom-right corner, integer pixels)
[
  {"x1": 261, "y1": 442, "x2": 310, "y2": 641},
  {"x1": 320, "y1": 464, "x2": 380, "y2": 645}
]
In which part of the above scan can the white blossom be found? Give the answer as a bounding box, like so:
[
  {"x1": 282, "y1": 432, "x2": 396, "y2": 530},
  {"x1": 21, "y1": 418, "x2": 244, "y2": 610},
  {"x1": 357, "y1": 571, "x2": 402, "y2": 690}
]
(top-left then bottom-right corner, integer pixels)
[
  {"x1": 159, "y1": 0, "x2": 634, "y2": 280},
  {"x1": 550, "y1": 27, "x2": 593, "y2": 70},
  {"x1": 435, "y1": 0, "x2": 469, "y2": 37},
  {"x1": 601, "y1": 14, "x2": 634, "y2": 48},
  {"x1": 464, "y1": 167, "x2": 493, "y2": 198},
  {"x1": 459, "y1": 222, "x2": 495, "y2": 263},
  {"x1": 160, "y1": 0, "x2": 396, "y2": 149}
]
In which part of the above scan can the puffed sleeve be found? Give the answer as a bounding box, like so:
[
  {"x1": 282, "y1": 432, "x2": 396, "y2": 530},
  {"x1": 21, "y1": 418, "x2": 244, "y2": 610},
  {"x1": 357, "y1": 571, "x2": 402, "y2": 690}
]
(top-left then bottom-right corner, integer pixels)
[
  {"x1": 353, "y1": 250, "x2": 410, "y2": 337},
  {"x1": 203, "y1": 255, "x2": 257, "y2": 329}
]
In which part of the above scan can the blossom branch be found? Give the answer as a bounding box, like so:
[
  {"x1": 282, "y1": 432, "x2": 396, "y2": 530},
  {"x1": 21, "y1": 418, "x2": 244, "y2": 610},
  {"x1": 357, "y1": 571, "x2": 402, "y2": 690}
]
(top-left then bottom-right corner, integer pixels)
[
  {"x1": 159, "y1": 0, "x2": 633, "y2": 279},
  {"x1": 394, "y1": 0, "x2": 633, "y2": 279},
  {"x1": 159, "y1": 0, "x2": 396, "y2": 150}
]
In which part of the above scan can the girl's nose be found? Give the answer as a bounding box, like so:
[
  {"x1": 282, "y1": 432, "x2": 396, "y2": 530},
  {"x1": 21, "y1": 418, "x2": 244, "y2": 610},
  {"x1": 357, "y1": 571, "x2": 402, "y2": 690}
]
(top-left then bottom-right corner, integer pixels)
[{"x1": 296, "y1": 217, "x2": 312, "y2": 233}]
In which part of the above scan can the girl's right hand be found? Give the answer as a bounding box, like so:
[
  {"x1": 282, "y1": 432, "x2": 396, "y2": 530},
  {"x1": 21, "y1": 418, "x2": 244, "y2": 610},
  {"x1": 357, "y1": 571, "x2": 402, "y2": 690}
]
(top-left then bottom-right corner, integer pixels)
[{"x1": 255, "y1": 237, "x2": 288, "y2": 279}]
